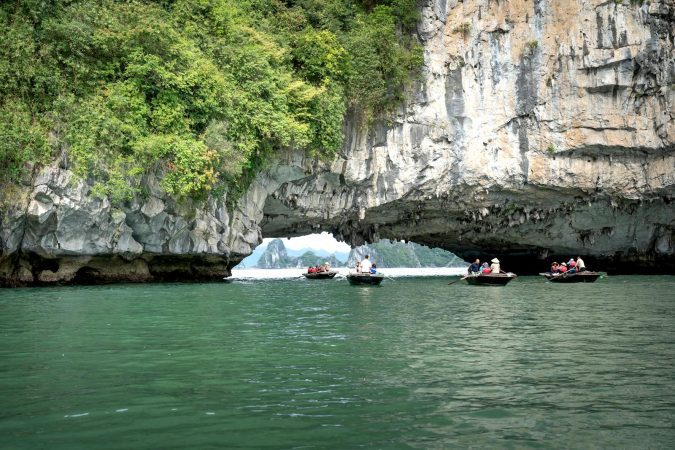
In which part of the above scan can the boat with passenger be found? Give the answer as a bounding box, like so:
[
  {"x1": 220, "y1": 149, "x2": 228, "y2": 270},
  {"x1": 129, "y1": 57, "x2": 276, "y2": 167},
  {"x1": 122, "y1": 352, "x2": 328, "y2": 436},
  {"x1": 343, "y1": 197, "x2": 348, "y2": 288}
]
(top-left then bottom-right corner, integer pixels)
[
  {"x1": 347, "y1": 255, "x2": 384, "y2": 285},
  {"x1": 541, "y1": 257, "x2": 600, "y2": 283},
  {"x1": 303, "y1": 263, "x2": 337, "y2": 280},
  {"x1": 461, "y1": 257, "x2": 517, "y2": 286}
]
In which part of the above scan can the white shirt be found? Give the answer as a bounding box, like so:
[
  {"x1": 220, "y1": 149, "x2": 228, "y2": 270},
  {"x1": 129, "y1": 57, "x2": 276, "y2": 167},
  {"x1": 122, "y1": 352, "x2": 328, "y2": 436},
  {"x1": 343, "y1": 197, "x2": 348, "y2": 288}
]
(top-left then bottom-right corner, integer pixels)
[
  {"x1": 360, "y1": 258, "x2": 372, "y2": 273},
  {"x1": 490, "y1": 263, "x2": 500, "y2": 273},
  {"x1": 576, "y1": 258, "x2": 585, "y2": 269}
]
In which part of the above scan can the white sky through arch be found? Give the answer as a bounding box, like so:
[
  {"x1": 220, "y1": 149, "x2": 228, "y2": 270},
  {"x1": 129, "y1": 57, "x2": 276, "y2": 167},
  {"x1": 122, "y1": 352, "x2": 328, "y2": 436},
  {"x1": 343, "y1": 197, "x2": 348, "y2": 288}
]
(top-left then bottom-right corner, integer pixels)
[{"x1": 263, "y1": 232, "x2": 351, "y2": 253}]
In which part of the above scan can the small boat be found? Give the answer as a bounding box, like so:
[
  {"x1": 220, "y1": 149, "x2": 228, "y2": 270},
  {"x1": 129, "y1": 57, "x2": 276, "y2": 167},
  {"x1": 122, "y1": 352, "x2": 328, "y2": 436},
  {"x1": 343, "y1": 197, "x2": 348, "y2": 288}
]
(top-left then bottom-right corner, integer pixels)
[
  {"x1": 540, "y1": 271, "x2": 601, "y2": 283},
  {"x1": 346, "y1": 272, "x2": 385, "y2": 286},
  {"x1": 464, "y1": 272, "x2": 517, "y2": 286},
  {"x1": 302, "y1": 270, "x2": 338, "y2": 280}
]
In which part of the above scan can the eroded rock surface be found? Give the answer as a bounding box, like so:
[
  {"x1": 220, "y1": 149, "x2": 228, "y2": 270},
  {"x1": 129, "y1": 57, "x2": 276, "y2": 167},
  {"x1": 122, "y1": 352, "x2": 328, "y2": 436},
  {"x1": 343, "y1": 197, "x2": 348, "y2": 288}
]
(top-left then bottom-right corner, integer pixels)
[
  {"x1": 0, "y1": 165, "x2": 266, "y2": 285},
  {"x1": 1, "y1": 0, "x2": 673, "y2": 285}
]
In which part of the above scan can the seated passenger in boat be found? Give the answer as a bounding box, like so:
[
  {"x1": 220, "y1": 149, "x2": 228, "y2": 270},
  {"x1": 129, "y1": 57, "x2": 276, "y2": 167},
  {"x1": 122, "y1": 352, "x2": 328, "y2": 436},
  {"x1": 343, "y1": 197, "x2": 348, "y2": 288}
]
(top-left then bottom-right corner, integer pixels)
[
  {"x1": 308, "y1": 266, "x2": 316, "y2": 273},
  {"x1": 481, "y1": 262, "x2": 491, "y2": 274},
  {"x1": 550, "y1": 262, "x2": 559, "y2": 274},
  {"x1": 566, "y1": 258, "x2": 577, "y2": 274},
  {"x1": 370, "y1": 264, "x2": 377, "y2": 274},
  {"x1": 490, "y1": 258, "x2": 501, "y2": 274},
  {"x1": 468, "y1": 259, "x2": 481, "y2": 274},
  {"x1": 360, "y1": 255, "x2": 372, "y2": 273},
  {"x1": 559, "y1": 262, "x2": 568, "y2": 273}
]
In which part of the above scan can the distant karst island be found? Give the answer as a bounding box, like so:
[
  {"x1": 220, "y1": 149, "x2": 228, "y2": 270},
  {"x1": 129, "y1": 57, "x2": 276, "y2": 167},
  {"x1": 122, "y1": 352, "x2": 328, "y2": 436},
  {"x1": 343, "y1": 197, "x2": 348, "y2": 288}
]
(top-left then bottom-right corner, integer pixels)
[{"x1": 239, "y1": 239, "x2": 465, "y2": 269}]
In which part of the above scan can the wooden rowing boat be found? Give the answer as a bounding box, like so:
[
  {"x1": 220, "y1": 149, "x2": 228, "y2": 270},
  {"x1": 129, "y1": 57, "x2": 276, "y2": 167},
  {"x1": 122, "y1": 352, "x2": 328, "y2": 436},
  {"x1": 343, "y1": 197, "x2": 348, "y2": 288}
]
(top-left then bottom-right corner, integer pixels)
[
  {"x1": 346, "y1": 273, "x2": 384, "y2": 285},
  {"x1": 539, "y1": 271, "x2": 601, "y2": 283},
  {"x1": 302, "y1": 270, "x2": 338, "y2": 279},
  {"x1": 464, "y1": 272, "x2": 517, "y2": 286}
]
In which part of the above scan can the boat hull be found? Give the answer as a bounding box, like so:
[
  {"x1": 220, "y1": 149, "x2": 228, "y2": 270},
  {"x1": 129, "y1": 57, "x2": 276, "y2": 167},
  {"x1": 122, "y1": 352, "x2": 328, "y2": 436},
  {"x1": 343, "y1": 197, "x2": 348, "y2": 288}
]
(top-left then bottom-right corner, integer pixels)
[
  {"x1": 302, "y1": 271, "x2": 337, "y2": 279},
  {"x1": 540, "y1": 271, "x2": 601, "y2": 283},
  {"x1": 465, "y1": 273, "x2": 517, "y2": 286},
  {"x1": 347, "y1": 273, "x2": 384, "y2": 285}
]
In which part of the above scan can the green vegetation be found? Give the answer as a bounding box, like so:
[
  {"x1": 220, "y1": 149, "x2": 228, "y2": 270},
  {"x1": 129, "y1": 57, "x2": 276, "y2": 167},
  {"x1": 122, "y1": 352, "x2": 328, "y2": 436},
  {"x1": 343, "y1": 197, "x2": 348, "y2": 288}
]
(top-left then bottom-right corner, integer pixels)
[
  {"x1": 527, "y1": 40, "x2": 539, "y2": 51},
  {"x1": 0, "y1": 0, "x2": 422, "y2": 201},
  {"x1": 453, "y1": 22, "x2": 471, "y2": 36},
  {"x1": 546, "y1": 144, "x2": 556, "y2": 153}
]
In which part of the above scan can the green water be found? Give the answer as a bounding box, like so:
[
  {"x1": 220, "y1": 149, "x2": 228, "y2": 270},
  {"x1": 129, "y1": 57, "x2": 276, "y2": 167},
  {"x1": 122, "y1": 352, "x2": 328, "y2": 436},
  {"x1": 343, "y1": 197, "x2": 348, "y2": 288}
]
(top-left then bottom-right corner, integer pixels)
[{"x1": 1, "y1": 276, "x2": 674, "y2": 449}]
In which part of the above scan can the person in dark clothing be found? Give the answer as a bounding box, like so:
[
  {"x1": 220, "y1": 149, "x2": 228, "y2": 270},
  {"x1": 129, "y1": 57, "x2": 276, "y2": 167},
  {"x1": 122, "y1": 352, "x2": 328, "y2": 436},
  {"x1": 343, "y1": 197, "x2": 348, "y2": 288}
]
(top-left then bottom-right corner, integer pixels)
[{"x1": 468, "y1": 259, "x2": 481, "y2": 274}]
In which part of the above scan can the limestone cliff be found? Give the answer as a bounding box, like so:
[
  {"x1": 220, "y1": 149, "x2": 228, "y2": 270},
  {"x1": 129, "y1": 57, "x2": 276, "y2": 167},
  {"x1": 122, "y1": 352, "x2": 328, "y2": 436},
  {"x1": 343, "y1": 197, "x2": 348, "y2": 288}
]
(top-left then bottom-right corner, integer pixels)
[
  {"x1": 256, "y1": 239, "x2": 291, "y2": 269},
  {"x1": 258, "y1": 0, "x2": 674, "y2": 273},
  {"x1": 1, "y1": 0, "x2": 673, "y2": 285}
]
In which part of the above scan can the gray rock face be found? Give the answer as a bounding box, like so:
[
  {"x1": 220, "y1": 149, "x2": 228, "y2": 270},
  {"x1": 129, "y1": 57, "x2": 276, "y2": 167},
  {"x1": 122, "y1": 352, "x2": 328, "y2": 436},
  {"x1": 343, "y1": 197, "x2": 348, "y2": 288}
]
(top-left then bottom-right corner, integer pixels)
[
  {"x1": 0, "y1": 166, "x2": 262, "y2": 285},
  {"x1": 1, "y1": 0, "x2": 673, "y2": 285},
  {"x1": 256, "y1": 239, "x2": 290, "y2": 269}
]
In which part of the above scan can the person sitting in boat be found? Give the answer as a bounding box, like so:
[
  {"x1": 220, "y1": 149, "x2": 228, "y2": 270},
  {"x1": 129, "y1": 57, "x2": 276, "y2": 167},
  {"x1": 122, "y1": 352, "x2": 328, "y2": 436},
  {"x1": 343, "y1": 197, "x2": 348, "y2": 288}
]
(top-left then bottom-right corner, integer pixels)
[
  {"x1": 550, "y1": 262, "x2": 559, "y2": 274},
  {"x1": 360, "y1": 255, "x2": 372, "y2": 273},
  {"x1": 566, "y1": 259, "x2": 577, "y2": 274},
  {"x1": 468, "y1": 259, "x2": 481, "y2": 274},
  {"x1": 323, "y1": 262, "x2": 331, "y2": 272},
  {"x1": 370, "y1": 264, "x2": 377, "y2": 274},
  {"x1": 481, "y1": 262, "x2": 491, "y2": 274},
  {"x1": 559, "y1": 262, "x2": 568, "y2": 273},
  {"x1": 355, "y1": 261, "x2": 361, "y2": 272},
  {"x1": 490, "y1": 258, "x2": 501, "y2": 274},
  {"x1": 576, "y1": 256, "x2": 586, "y2": 272},
  {"x1": 308, "y1": 266, "x2": 317, "y2": 274}
]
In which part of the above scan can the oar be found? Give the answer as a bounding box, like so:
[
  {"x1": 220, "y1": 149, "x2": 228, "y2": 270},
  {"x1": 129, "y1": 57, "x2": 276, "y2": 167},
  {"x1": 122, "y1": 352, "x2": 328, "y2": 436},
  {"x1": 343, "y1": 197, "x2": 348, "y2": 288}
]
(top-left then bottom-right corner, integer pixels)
[
  {"x1": 384, "y1": 274, "x2": 397, "y2": 282},
  {"x1": 448, "y1": 276, "x2": 467, "y2": 285}
]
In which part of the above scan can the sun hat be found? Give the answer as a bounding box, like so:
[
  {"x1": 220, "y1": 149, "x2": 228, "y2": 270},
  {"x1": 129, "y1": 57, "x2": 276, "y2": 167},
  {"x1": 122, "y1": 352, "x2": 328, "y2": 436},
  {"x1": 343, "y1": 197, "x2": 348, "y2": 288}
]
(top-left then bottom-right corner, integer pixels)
[
  {"x1": 491, "y1": 258, "x2": 499, "y2": 263},
  {"x1": 562, "y1": 262, "x2": 567, "y2": 266}
]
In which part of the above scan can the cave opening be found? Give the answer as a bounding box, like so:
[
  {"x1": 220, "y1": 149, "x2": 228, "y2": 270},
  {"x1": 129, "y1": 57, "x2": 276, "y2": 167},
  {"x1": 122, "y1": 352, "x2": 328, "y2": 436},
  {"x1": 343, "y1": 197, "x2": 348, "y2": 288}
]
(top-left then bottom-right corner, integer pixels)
[{"x1": 234, "y1": 232, "x2": 467, "y2": 270}]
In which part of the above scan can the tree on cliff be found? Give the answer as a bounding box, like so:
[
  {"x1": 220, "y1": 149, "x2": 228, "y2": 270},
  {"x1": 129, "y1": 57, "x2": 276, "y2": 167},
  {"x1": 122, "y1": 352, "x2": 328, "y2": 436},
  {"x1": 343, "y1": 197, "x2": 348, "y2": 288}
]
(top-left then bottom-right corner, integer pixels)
[{"x1": 0, "y1": 0, "x2": 422, "y2": 203}]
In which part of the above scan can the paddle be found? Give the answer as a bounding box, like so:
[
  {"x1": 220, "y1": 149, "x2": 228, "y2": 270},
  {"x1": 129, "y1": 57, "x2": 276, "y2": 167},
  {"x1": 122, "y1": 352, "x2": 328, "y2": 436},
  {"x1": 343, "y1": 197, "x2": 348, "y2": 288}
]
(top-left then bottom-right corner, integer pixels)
[
  {"x1": 384, "y1": 274, "x2": 397, "y2": 282},
  {"x1": 448, "y1": 275, "x2": 467, "y2": 285}
]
